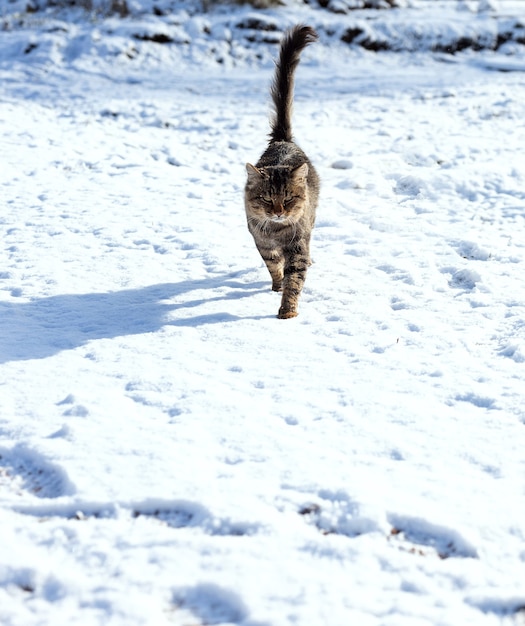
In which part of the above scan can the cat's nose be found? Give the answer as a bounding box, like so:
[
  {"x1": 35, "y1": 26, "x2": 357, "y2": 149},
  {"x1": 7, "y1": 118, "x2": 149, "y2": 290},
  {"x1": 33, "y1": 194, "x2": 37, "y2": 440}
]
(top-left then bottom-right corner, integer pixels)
[{"x1": 273, "y1": 204, "x2": 284, "y2": 216}]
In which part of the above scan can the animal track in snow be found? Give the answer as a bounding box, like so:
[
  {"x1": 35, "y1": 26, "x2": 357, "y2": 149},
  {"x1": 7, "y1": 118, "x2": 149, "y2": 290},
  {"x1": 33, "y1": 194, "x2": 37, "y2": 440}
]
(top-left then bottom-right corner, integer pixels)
[
  {"x1": 454, "y1": 392, "x2": 497, "y2": 410},
  {"x1": 499, "y1": 342, "x2": 525, "y2": 363},
  {"x1": 376, "y1": 264, "x2": 415, "y2": 285},
  {"x1": 56, "y1": 394, "x2": 89, "y2": 417},
  {"x1": 0, "y1": 445, "x2": 75, "y2": 499},
  {"x1": 454, "y1": 240, "x2": 492, "y2": 261},
  {"x1": 390, "y1": 296, "x2": 410, "y2": 311},
  {"x1": 394, "y1": 175, "x2": 426, "y2": 197},
  {"x1": 441, "y1": 266, "x2": 482, "y2": 290}
]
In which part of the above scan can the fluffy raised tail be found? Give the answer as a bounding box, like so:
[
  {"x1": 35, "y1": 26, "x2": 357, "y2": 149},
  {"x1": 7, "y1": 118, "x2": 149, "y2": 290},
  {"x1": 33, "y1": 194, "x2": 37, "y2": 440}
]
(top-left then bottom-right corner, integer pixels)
[{"x1": 269, "y1": 25, "x2": 318, "y2": 144}]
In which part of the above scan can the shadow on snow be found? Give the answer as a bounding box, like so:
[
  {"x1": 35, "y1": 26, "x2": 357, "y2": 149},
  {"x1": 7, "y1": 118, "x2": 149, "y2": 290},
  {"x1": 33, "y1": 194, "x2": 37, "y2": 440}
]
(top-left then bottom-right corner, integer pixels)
[{"x1": 0, "y1": 273, "x2": 269, "y2": 363}]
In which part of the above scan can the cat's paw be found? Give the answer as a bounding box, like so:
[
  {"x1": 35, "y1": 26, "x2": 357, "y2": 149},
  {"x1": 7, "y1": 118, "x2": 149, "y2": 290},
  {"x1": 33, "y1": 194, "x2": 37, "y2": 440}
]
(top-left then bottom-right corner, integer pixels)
[
  {"x1": 277, "y1": 309, "x2": 298, "y2": 319},
  {"x1": 272, "y1": 282, "x2": 283, "y2": 292}
]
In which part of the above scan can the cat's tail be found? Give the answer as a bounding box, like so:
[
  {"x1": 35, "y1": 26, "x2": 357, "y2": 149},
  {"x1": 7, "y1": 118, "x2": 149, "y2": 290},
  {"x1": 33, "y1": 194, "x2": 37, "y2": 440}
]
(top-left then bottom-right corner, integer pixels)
[{"x1": 269, "y1": 25, "x2": 318, "y2": 144}]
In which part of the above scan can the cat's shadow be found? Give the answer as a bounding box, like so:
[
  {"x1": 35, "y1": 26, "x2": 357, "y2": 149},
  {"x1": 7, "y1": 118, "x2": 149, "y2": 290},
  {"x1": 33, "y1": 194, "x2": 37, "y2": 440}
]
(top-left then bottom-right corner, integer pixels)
[{"x1": 0, "y1": 273, "x2": 270, "y2": 364}]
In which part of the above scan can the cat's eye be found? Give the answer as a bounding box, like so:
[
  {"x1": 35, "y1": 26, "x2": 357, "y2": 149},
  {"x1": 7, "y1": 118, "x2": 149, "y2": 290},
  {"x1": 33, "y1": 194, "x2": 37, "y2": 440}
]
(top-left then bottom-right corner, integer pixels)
[
  {"x1": 284, "y1": 197, "x2": 295, "y2": 205},
  {"x1": 259, "y1": 196, "x2": 272, "y2": 204}
]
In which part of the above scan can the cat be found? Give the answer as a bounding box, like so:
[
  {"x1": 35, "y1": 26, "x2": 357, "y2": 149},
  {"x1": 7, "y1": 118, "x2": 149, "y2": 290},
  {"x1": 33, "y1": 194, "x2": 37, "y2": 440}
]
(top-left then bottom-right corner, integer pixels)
[{"x1": 244, "y1": 25, "x2": 320, "y2": 319}]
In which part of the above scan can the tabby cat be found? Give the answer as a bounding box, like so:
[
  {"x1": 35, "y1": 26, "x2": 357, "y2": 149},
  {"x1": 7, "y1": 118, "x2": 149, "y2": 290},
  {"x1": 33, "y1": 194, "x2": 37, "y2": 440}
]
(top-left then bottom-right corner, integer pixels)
[{"x1": 244, "y1": 25, "x2": 320, "y2": 319}]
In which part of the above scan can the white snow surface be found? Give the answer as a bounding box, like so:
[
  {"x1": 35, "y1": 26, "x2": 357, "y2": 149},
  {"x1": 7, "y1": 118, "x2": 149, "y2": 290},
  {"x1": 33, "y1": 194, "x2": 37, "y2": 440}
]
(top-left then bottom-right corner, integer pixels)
[{"x1": 2, "y1": 2, "x2": 525, "y2": 625}]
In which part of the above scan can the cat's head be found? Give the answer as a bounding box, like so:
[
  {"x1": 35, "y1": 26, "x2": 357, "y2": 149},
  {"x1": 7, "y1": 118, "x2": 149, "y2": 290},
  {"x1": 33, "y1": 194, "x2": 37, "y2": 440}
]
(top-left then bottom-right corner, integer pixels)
[{"x1": 245, "y1": 162, "x2": 309, "y2": 224}]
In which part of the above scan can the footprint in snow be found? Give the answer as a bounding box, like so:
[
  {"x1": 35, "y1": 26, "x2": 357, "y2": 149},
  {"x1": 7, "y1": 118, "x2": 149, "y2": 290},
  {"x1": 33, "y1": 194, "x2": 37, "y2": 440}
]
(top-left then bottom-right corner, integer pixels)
[
  {"x1": 298, "y1": 489, "x2": 381, "y2": 538},
  {"x1": 454, "y1": 392, "x2": 497, "y2": 409},
  {"x1": 394, "y1": 175, "x2": 426, "y2": 197},
  {"x1": 171, "y1": 583, "x2": 249, "y2": 626},
  {"x1": 390, "y1": 296, "x2": 410, "y2": 311},
  {"x1": 498, "y1": 342, "x2": 525, "y2": 363},
  {"x1": 377, "y1": 264, "x2": 415, "y2": 285},
  {"x1": 57, "y1": 394, "x2": 89, "y2": 417},
  {"x1": 441, "y1": 266, "x2": 482, "y2": 290},
  {"x1": 0, "y1": 445, "x2": 75, "y2": 499},
  {"x1": 387, "y1": 513, "x2": 478, "y2": 559},
  {"x1": 131, "y1": 501, "x2": 260, "y2": 536},
  {"x1": 454, "y1": 240, "x2": 492, "y2": 261}
]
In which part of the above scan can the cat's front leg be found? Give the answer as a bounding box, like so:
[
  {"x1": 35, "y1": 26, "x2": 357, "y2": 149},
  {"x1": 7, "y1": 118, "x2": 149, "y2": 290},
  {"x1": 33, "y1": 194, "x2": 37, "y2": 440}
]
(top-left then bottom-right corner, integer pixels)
[
  {"x1": 256, "y1": 243, "x2": 284, "y2": 292},
  {"x1": 278, "y1": 244, "x2": 310, "y2": 319}
]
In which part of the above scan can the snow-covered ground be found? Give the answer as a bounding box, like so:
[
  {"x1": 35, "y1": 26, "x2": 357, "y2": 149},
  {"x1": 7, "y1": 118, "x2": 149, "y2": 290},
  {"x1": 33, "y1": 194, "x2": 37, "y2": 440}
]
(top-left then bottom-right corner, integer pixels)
[{"x1": 2, "y1": 1, "x2": 525, "y2": 624}]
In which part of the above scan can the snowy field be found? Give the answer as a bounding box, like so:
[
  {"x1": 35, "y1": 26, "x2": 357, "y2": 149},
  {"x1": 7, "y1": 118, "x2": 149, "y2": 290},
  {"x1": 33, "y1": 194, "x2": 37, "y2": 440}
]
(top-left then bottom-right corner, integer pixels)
[{"x1": 2, "y1": 1, "x2": 525, "y2": 624}]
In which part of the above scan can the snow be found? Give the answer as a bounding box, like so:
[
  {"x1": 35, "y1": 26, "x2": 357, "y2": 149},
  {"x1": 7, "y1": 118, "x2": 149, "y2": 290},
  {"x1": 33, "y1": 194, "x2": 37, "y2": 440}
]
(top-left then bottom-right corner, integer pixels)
[{"x1": 1, "y1": 1, "x2": 525, "y2": 624}]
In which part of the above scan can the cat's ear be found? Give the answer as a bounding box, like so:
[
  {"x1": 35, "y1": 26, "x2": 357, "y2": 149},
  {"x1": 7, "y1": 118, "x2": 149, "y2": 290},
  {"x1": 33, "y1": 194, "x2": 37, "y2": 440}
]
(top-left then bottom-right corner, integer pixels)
[
  {"x1": 292, "y1": 162, "x2": 309, "y2": 182},
  {"x1": 246, "y1": 163, "x2": 264, "y2": 180}
]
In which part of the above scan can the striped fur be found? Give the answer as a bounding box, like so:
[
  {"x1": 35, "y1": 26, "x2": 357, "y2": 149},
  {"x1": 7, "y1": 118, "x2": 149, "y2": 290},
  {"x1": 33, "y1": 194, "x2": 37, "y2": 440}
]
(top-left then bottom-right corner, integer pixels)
[{"x1": 245, "y1": 25, "x2": 320, "y2": 319}]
